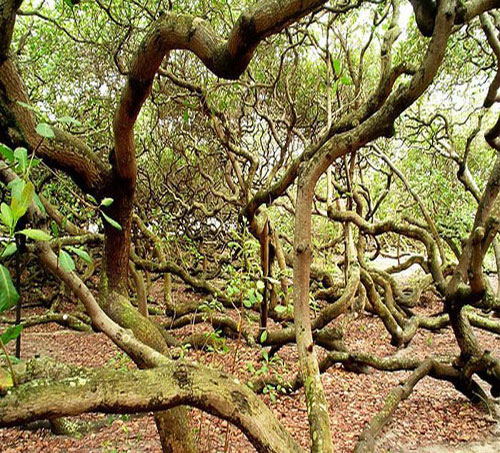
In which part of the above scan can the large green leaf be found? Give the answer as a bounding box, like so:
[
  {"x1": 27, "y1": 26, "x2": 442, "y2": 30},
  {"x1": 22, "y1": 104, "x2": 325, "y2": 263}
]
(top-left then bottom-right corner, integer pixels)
[
  {"x1": 16, "y1": 101, "x2": 38, "y2": 112},
  {"x1": 340, "y1": 75, "x2": 352, "y2": 86},
  {"x1": 274, "y1": 305, "x2": 287, "y2": 314},
  {"x1": 102, "y1": 212, "x2": 122, "y2": 231},
  {"x1": 0, "y1": 324, "x2": 22, "y2": 345},
  {"x1": 0, "y1": 367, "x2": 13, "y2": 392},
  {"x1": 0, "y1": 144, "x2": 14, "y2": 163},
  {"x1": 17, "y1": 228, "x2": 52, "y2": 242},
  {"x1": 7, "y1": 178, "x2": 24, "y2": 201},
  {"x1": 243, "y1": 298, "x2": 253, "y2": 308},
  {"x1": 333, "y1": 59, "x2": 341, "y2": 76},
  {"x1": 33, "y1": 192, "x2": 46, "y2": 214},
  {"x1": 0, "y1": 243, "x2": 17, "y2": 259},
  {"x1": 57, "y1": 115, "x2": 81, "y2": 126},
  {"x1": 0, "y1": 264, "x2": 19, "y2": 312},
  {"x1": 19, "y1": 181, "x2": 34, "y2": 215},
  {"x1": 11, "y1": 181, "x2": 34, "y2": 221},
  {"x1": 50, "y1": 221, "x2": 59, "y2": 237},
  {"x1": 0, "y1": 203, "x2": 13, "y2": 230},
  {"x1": 59, "y1": 249, "x2": 75, "y2": 273},
  {"x1": 65, "y1": 246, "x2": 93, "y2": 264},
  {"x1": 36, "y1": 123, "x2": 55, "y2": 139},
  {"x1": 100, "y1": 197, "x2": 114, "y2": 207},
  {"x1": 13, "y1": 147, "x2": 28, "y2": 173}
]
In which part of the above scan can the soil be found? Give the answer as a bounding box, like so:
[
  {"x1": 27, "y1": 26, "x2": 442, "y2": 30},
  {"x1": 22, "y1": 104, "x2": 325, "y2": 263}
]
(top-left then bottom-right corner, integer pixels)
[
  {"x1": 418, "y1": 440, "x2": 500, "y2": 453},
  {"x1": 1, "y1": 286, "x2": 500, "y2": 453}
]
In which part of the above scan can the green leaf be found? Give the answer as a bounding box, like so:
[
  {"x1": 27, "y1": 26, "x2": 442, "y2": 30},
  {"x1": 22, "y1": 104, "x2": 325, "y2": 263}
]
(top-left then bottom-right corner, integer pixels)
[
  {"x1": 0, "y1": 243, "x2": 17, "y2": 259},
  {"x1": 260, "y1": 330, "x2": 268, "y2": 343},
  {"x1": 30, "y1": 158, "x2": 41, "y2": 168},
  {"x1": 57, "y1": 115, "x2": 81, "y2": 126},
  {"x1": 0, "y1": 203, "x2": 13, "y2": 230},
  {"x1": 20, "y1": 181, "x2": 34, "y2": 215},
  {"x1": 33, "y1": 192, "x2": 46, "y2": 214},
  {"x1": 0, "y1": 324, "x2": 22, "y2": 345},
  {"x1": 0, "y1": 264, "x2": 19, "y2": 312},
  {"x1": 11, "y1": 181, "x2": 34, "y2": 221},
  {"x1": 256, "y1": 280, "x2": 265, "y2": 291},
  {"x1": 261, "y1": 349, "x2": 269, "y2": 362},
  {"x1": 36, "y1": 123, "x2": 55, "y2": 139},
  {"x1": 17, "y1": 228, "x2": 52, "y2": 242},
  {"x1": 58, "y1": 249, "x2": 75, "y2": 273},
  {"x1": 243, "y1": 298, "x2": 253, "y2": 308},
  {"x1": 248, "y1": 290, "x2": 257, "y2": 305},
  {"x1": 100, "y1": 197, "x2": 114, "y2": 207},
  {"x1": 183, "y1": 109, "x2": 189, "y2": 123},
  {"x1": 333, "y1": 59, "x2": 341, "y2": 76},
  {"x1": 7, "y1": 179, "x2": 24, "y2": 202},
  {"x1": 16, "y1": 101, "x2": 38, "y2": 112},
  {"x1": 50, "y1": 221, "x2": 60, "y2": 237},
  {"x1": 0, "y1": 144, "x2": 14, "y2": 163},
  {"x1": 65, "y1": 246, "x2": 93, "y2": 264},
  {"x1": 14, "y1": 147, "x2": 28, "y2": 173},
  {"x1": 86, "y1": 194, "x2": 97, "y2": 204},
  {"x1": 340, "y1": 75, "x2": 352, "y2": 86},
  {"x1": 102, "y1": 212, "x2": 122, "y2": 231},
  {"x1": 274, "y1": 305, "x2": 287, "y2": 314}
]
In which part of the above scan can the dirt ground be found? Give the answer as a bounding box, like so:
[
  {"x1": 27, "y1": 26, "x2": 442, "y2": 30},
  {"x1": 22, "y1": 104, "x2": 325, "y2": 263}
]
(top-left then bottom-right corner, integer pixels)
[
  {"x1": 418, "y1": 439, "x2": 500, "y2": 453},
  {"x1": 1, "y1": 288, "x2": 500, "y2": 452}
]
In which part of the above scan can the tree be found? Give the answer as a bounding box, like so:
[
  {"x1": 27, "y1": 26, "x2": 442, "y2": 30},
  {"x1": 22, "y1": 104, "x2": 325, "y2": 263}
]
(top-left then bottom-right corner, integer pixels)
[{"x1": 2, "y1": 1, "x2": 500, "y2": 452}]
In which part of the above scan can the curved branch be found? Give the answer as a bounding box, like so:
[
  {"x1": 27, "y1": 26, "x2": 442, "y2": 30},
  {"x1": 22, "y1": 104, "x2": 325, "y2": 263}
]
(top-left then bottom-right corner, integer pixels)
[
  {"x1": 0, "y1": 60, "x2": 110, "y2": 194},
  {"x1": 0, "y1": 360, "x2": 303, "y2": 453},
  {"x1": 114, "y1": 0, "x2": 327, "y2": 182},
  {"x1": 328, "y1": 208, "x2": 445, "y2": 287}
]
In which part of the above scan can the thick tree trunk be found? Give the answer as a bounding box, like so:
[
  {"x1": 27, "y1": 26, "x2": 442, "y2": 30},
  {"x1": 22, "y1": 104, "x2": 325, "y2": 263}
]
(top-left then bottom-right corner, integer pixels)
[{"x1": 100, "y1": 182, "x2": 197, "y2": 452}]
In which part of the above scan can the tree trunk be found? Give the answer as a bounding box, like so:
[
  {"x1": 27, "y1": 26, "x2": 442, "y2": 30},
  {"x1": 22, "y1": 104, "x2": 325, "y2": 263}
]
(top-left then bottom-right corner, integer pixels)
[
  {"x1": 100, "y1": 181, "x2": 197, "y2": 453},
  {"x1": 293, "y1": 169, "x2": 334, "y2": 453}
]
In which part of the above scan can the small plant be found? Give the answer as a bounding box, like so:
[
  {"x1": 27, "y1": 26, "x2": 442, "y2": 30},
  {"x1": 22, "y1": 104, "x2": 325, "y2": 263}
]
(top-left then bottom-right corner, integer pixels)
[
  {"x1": 247, "y1": 351, "x2": 289, "y2": 403},
  {"x1": 179, "y1": 342, "x2": 192, "y2": 359},
  {"x1": 199, "y1": 297, "x2": 224, "y2": 315},
  {"x1": 204, "y1": 330, "x2": 229, "y2": 353},
  {"x1": 262, "y1": 383, "x2": 288, "y2": 403}
]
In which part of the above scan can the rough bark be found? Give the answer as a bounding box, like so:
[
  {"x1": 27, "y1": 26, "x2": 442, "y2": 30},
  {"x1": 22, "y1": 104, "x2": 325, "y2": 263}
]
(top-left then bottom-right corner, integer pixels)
[{"x1": 0, "y1": 358, "x2": 303, "y2": 453}]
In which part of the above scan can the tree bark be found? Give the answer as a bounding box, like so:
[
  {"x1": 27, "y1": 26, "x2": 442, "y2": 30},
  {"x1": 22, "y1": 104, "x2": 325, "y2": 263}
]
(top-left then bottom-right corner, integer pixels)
[{"x1": 0, "y1": 358, "x2": 304, "y2": 453}]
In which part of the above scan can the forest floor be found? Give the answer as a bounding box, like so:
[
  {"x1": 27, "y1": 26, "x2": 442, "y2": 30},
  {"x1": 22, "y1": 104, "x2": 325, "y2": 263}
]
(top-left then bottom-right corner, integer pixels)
[{"x1": 1, "y1": 284, "x2": 500, "y2": 452}]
